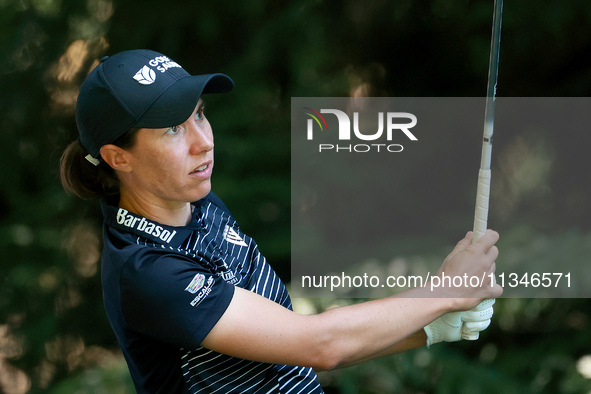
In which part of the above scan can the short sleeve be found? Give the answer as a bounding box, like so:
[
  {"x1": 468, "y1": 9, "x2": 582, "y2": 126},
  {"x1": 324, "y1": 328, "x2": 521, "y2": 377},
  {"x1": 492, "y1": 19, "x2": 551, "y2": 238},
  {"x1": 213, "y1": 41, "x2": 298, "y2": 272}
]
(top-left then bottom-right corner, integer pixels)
[{"x1": 119, "y1": 249, "x2": 235, "y2": 349}]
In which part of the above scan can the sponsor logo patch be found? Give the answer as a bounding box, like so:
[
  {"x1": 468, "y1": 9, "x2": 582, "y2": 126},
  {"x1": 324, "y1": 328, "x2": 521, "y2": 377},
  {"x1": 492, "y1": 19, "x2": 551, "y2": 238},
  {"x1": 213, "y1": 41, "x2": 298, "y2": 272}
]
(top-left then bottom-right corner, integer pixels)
[
  {"x1": 132, "y1": 55, "x2": 182, "y2": 85},
  {"x1": 116, "y1": 208, "x2": 177, "y2": 243},
  {"x1": 133, "y1": 65, "x2": 156, "y2": 85},
  {"x1": 185, "y1": 273, "x2": 206, "y2": 294},
  {"x1": 223, "y1": 225, "x2": 248, "y2": 247},
  {"x1": 190, "y1": 276, "x2": 215, "y2": 307}
]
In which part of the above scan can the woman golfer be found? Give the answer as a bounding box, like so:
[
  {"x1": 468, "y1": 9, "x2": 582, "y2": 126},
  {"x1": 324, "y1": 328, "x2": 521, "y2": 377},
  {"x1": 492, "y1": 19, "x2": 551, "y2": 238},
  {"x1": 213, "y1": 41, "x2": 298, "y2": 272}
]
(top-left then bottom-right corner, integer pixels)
[{"x1": 60, "y1": 49, "x2": 502, "y2": 393}]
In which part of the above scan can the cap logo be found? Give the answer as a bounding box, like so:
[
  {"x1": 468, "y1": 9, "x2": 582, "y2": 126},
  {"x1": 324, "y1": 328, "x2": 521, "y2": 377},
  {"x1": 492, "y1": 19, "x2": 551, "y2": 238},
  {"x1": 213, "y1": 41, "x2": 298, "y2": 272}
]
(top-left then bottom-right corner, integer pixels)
[
  {"x1": 132, "y1": 56, "x2": 183, "y2": 86},
  {"x1": 133, "y1": 65, "x2": 156, "y2": 85}
]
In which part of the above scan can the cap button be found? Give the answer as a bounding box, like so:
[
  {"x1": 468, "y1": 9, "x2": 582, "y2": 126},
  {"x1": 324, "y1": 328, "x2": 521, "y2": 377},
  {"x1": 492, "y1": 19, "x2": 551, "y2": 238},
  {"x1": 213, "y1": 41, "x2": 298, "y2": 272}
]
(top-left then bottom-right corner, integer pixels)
[{"x1": 100, "y1": 56, "x2": 109, "y2": 62}]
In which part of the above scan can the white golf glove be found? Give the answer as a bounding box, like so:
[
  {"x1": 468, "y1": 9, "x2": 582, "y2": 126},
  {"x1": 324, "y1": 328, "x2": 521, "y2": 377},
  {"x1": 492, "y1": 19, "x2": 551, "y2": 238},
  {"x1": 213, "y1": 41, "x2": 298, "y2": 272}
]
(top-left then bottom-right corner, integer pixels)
[
  {"x1": 461, "y1": 299, "x2": 495, "y2": 340},
  {"x1": 424, "y1": 301, "x2": 495, "y2": 347}
]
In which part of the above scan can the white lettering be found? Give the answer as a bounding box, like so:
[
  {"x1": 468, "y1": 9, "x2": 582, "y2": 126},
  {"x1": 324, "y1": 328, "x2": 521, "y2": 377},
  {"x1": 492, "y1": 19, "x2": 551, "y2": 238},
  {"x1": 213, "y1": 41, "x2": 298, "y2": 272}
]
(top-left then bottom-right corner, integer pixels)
[
  {"x1": 320, "y1": 109, "x2": 351, "y2": 140},
  {"x1": 371, "y1": 143, "x2": 386, "y2": 152},
  {"x1": 190, "y1": 277, "x2": 215, "y2": 307},
  {"x1": 308, "y1": 109, "x2": 417, "y2": 142},
  {"x1": 387, "y1": 144, "x2": 404, "y2": 152},
  {"x1": 149, "y1": 56, "x2": 170, "y2": 66},
  {"x1": 160, "y1": 229, "x2": 170, "y2": 241},
  {"x1": 114, "y1": 209, "x2": 176, "y2": 243},
  {"x1": 137, "y1": 217, "x2": 148, "y2": 231},
  {"x1": 353, "y1": 144, "x2": 370, "y2": 152},
  {"x1": 166, "y1": 230, "x2": 177, "y2": 243},
  {"x1": 387, "y1": 112, "x2": 418, "y2": 140},
  {"x1": 116, "y1": 208, "x2": 128, "y2": 224},
  {"x1": 145, "y1": 223, "x2": 155, "y2": 234},
  {"x1": 147, "y1": 56, "x2": 182, "y2": 73},
  {"x1": 353, "y1": 112, "x2": 384, "y2": 140},
  {"x1": 124, "y1": 216, "x2": 134, "y2": 227},
  {"x1": 317, "y1": 144, "x2": 405, "y2": 153}
]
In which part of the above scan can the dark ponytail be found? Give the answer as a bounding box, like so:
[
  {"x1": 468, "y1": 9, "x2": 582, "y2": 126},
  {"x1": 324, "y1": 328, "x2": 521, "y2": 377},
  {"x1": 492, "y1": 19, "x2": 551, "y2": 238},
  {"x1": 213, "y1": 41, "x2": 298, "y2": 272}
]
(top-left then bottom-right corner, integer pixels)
[{"x1": 60, "y1": 129, "x2": 139, "y2": 199}]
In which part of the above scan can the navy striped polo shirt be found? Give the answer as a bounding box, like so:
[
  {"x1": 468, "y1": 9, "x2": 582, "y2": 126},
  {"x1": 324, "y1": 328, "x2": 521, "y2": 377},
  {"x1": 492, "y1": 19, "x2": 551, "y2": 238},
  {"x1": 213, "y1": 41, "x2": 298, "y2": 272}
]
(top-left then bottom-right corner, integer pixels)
[{"x1": 100, "y1": 192, "x2": 323, "y2": 393}]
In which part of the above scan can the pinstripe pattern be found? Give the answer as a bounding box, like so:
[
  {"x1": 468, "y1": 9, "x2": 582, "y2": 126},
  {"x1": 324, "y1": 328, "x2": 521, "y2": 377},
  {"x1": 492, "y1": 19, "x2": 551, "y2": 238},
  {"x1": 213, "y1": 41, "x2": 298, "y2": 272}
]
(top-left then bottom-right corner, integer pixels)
[{"x1": 142, "y1": 199, "x2": 323, "y2": 393}]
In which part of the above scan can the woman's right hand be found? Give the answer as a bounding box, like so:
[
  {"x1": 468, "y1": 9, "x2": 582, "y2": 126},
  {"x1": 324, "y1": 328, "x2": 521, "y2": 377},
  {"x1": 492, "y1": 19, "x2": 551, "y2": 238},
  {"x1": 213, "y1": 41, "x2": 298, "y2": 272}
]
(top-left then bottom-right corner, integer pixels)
[{"x1": 431, "y1": 230, "x2": 503, "y2": 312}]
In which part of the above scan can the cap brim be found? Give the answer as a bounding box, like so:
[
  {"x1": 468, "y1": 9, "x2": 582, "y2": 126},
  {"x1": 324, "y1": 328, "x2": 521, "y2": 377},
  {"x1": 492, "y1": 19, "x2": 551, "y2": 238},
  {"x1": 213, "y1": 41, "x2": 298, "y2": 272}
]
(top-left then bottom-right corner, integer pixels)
[{"x1": 135, "y1": 73, "x2": 233, "y2": 129}]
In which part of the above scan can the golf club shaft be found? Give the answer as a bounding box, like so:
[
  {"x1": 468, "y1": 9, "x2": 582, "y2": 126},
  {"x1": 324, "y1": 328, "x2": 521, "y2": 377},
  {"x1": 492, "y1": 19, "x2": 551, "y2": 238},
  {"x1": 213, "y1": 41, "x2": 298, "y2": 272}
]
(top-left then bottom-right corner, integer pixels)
[{"x1": 463, "y1": 0, "x2": 503, "y2": 341}]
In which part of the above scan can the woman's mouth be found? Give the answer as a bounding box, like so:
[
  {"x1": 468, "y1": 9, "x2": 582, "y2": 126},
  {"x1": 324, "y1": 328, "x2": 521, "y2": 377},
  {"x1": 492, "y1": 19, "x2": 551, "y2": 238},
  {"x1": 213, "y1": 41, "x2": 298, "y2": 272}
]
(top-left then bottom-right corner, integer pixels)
[{"x1": 189, "y1": 161, "x2": 213, "y2": 178}]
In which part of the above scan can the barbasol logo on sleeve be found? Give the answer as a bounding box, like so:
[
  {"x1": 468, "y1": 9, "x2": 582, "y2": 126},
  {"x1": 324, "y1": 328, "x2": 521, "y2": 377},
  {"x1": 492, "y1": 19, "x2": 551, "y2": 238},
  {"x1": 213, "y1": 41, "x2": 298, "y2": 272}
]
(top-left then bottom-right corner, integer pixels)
[{"x1": 116, "y1": 208, "x2": 177, "y2": 243}]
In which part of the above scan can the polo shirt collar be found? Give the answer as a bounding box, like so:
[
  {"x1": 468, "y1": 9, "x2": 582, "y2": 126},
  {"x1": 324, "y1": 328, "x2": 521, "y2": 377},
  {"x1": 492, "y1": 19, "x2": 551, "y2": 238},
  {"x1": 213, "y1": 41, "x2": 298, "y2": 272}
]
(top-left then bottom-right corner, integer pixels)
[{"x1": 101, "y1": 199, "x2": 195, "y2": 248}]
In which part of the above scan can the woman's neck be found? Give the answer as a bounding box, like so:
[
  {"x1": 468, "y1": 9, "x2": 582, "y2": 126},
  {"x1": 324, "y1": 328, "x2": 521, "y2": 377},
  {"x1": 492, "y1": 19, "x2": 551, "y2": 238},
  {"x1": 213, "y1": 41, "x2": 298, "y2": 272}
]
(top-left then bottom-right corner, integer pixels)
[{"x1": 118, "y1": 191, "x2": 192, "y2": 227}]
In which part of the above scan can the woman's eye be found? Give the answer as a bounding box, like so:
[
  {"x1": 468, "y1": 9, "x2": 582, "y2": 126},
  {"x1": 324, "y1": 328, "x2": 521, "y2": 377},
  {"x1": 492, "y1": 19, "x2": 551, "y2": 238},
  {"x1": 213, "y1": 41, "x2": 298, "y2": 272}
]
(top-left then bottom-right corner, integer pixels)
[
  {"x1": 165, "y1": 126, "x2": 180, "y2": 135},
  {"x1": 195, "y1": 107, "x2": 205, "y2": 121}
]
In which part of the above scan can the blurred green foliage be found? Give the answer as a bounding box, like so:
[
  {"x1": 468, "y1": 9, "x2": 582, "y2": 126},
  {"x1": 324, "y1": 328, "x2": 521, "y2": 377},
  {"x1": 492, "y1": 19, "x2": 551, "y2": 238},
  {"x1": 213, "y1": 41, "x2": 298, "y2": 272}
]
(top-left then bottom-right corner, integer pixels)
[{"x1": 0, "y1": 0, "x2": 590, "y2": 393}]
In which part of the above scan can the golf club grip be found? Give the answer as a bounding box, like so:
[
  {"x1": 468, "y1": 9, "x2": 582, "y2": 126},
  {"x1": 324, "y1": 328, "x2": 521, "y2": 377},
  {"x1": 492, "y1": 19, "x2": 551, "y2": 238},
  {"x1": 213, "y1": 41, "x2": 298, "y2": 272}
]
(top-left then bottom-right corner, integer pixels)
[
  {"x1": 462, "y1": 169, "x2": 492, "y2": 340},
  {"x1": 462, "y1": 330, "x2": 479, "y2": 340},
  {"x1": 472, "y1": 169, "x2": 491, "y2": 242}
]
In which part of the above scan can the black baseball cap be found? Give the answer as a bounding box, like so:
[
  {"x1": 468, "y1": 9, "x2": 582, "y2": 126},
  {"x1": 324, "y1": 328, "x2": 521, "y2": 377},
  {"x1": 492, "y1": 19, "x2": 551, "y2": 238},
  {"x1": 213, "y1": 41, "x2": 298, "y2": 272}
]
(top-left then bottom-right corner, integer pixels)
[{"x1": 76, "y1": 49, "x2": 234, "y2": 165}]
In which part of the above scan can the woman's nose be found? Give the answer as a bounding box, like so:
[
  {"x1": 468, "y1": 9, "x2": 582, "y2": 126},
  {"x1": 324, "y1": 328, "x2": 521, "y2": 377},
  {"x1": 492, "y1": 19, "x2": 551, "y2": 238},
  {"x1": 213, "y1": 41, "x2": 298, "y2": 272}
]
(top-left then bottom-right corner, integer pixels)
[{"x1": 187, "y1": 120, "x2": 214, "y2": 153}]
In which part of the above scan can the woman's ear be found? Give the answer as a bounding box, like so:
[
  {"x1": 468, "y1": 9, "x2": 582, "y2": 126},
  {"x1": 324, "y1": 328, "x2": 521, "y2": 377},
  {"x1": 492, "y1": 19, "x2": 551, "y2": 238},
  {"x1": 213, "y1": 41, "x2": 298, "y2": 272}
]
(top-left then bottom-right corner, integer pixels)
[{"x1": 100, "y1": 144, "x2": 133, "y2": 172}]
